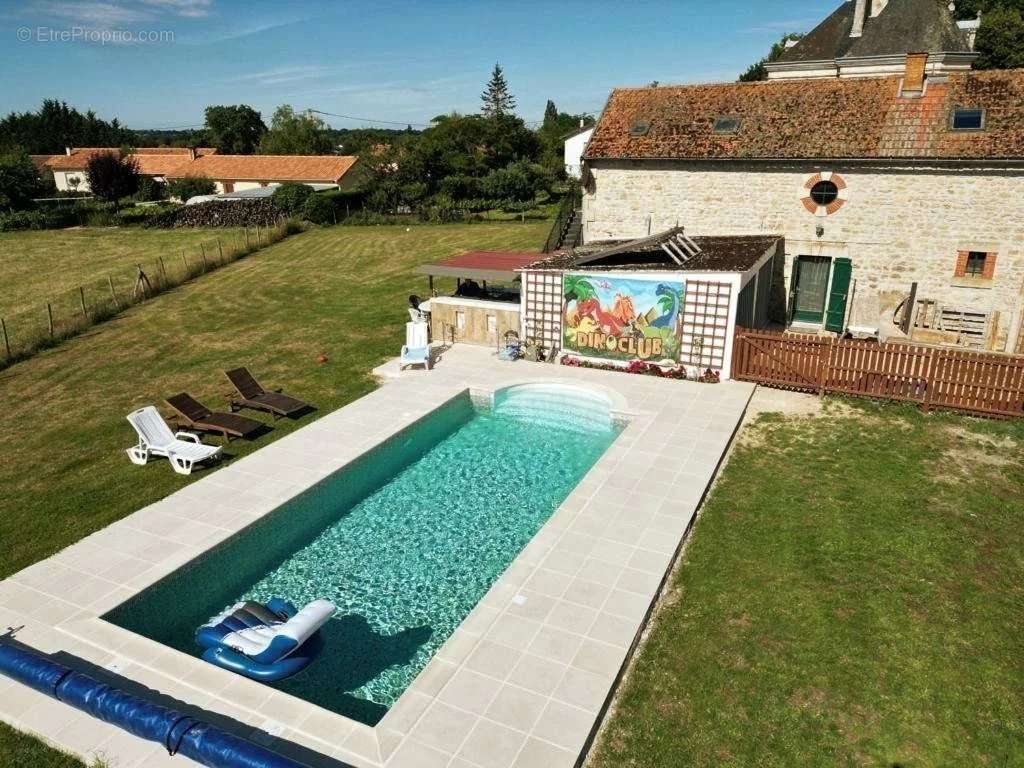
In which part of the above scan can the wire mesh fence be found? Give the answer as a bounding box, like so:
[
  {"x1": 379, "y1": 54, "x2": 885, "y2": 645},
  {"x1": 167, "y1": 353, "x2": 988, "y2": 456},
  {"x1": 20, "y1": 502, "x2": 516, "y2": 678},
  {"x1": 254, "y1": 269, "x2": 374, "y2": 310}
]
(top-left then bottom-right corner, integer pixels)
[{"x1": 0, "y1": 223, "x2": 294, "y2": 369}]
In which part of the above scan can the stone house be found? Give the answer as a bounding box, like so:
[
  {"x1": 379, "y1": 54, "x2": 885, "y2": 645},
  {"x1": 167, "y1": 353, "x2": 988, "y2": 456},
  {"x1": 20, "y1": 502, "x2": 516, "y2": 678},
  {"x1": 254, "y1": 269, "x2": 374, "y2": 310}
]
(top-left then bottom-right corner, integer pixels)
[{"x1": 580, "y1": 3, "x2": 1024, "y2": 354}]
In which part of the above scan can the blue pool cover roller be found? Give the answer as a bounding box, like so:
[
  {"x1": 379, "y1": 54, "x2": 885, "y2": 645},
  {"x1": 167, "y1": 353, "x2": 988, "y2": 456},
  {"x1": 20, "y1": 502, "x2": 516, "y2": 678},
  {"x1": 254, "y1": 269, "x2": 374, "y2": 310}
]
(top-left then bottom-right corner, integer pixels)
[{"x1": 0, "y1": 640, "x2": 306, "y2": 768}]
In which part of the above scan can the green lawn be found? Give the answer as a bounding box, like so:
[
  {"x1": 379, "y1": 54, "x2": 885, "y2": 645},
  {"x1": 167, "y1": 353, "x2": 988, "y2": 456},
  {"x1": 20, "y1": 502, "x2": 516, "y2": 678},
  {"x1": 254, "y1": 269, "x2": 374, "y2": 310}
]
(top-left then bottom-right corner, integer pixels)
[
  {"x1": 590, "y1": 400, "x2": 1024, "y2": 767},
  {"x1": 0, "y1": 220, "x2": 549, "y2": 582},
  {"x1": 0, "y1": 722, "x2": 89, "y2": 768},
  {"x1": 0, "y1": 226, "x2": 245, "y2": 319}
]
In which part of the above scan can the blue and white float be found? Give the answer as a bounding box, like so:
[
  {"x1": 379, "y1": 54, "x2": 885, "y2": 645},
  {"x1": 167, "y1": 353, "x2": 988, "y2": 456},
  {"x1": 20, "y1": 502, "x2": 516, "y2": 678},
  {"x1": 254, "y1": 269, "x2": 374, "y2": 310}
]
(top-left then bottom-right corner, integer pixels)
[{"x1": 196, "y1": 598, "x2": 335, "y2": 682}]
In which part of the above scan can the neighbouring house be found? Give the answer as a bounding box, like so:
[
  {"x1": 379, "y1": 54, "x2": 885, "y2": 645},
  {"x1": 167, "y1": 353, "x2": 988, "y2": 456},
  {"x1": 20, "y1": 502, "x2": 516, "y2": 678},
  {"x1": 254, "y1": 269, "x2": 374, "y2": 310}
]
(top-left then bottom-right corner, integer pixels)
[
  {"x1": 44, "y1": 147, "x2": 218, "y2": 192},
  {"x1": 163, "y1": 154, "x2": 364, "y2": 195},
  {"x1": 43, "y1": 147, "x2": 363, "y2": 196},
  {"x1": 564, "y1": 124, "x2": 595, "y2": 179},
  {"x1": 766, "y1": 0, "x2": 977, "y2": 80},
  {"x1": 579, "y1": 0, "x2": 1024, "y2": 355}
]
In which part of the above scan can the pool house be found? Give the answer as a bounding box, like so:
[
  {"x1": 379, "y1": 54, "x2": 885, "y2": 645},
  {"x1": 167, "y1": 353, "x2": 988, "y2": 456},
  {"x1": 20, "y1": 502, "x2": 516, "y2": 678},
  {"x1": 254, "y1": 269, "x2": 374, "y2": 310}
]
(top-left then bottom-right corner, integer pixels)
[{"x1": 419, "y1": 229, "x2": 783, "y2": 380}]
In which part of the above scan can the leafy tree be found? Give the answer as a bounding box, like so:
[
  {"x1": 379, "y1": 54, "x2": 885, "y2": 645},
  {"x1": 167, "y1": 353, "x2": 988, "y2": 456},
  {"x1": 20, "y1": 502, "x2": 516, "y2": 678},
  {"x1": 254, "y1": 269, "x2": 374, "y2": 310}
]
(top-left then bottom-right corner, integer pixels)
[
  {"x1": 0, "y1": 151, "x2": 44, "y2": 211},
  {"x1": 537, "y1": 99, "x2": 595, "y2": 176},
  {"x1": 85, "y1": 151, "x2": 139, "y2": 202},
  {"x1": 0, "y1": 100, "x2": 135, "y2": 154},
  {"x1": 974, "y1": 6, "x2": 1024, "y2": 68},
  {"x1": 168, "y1": 175, "x2": 215, "y2": 202},
  {"x1": 739, "y1": 33, "x2": 805, "y2": 81},
  {"x1": 481, "y1": 63, "x2": 517, "y2": 117},
  {"x1": 204, "y1": 105, "x2": 266, "y2": 154},
  {"x1": 481, "y1": 160, "x2": 552, "y2": 201},
  {"x1": 271, "y1": 182, "x2": 313, "y2": 215},
  {"x1": 259, "y1": 106, "x2": 334, "y2": 155},
  {"x1": 954, "y1": 0, "x2": 1024, "y2": 20}
]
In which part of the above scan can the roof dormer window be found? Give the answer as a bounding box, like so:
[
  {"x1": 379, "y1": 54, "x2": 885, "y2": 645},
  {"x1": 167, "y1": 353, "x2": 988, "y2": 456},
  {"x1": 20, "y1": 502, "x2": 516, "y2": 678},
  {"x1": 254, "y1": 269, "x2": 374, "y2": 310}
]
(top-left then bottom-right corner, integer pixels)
[
  {"x1": 629, "y1": 119, "x2": 651, "y2": 138},
  {"x1": 713, "y1": 116, "x2": 742, "y2": 134},
  {"x1": 951, "y1": 108, "x2": 985, "y2": 131}
]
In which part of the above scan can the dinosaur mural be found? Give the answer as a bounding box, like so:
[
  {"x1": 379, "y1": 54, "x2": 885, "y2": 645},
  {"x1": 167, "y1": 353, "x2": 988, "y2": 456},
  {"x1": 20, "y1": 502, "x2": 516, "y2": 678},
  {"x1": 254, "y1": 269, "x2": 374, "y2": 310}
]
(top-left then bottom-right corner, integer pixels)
[{"x1": 563, "y1": 274, "x2": 684, "y2": 363}]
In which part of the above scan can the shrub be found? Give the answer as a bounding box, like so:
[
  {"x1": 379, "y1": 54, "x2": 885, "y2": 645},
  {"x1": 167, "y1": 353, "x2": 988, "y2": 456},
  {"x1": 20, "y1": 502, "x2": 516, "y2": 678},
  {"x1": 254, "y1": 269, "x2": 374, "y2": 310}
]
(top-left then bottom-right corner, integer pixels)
[
  {"x1": 439, "y1": 174, "x2": 481, "y2": 200},
  {"x1": 419, "y1": 193, "x2": 463, "y2": 223},
  {"x1": 168, "y1": 176, "x2": 216, "y2": 202},
  {"x1": 85, "y1": 152, "x2": 140, "y2": 202},
  {"x1": 114, "y1": 204, "x2": 178, "y2": 226},
  {"x1": 302, "y1": 193, "x2": 335, "y2": 225},
  {"x1": 134, "y1": 176, "x2": 167, "y2": 202},
  {"x1": 271, "y1": 182, "x2": 313, "y2": 215},
  {"x1": 0, "y1": 208, "x2": 76, "y2": 231}
]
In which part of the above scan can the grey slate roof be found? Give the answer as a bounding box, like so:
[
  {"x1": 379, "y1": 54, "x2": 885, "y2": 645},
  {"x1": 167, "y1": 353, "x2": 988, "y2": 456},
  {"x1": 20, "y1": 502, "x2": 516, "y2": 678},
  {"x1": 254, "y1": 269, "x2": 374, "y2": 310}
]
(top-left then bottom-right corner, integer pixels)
[{"x1": 777, "y1": 0, "x2": 970, "y2": 63}]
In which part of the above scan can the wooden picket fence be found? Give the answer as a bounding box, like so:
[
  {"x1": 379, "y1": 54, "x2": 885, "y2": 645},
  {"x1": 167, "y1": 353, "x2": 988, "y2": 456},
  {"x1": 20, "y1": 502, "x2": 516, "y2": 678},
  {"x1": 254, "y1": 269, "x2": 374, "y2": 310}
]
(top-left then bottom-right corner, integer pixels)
[{"x1": 732, "y1": 327, "x2": 1024, "y2": 419}]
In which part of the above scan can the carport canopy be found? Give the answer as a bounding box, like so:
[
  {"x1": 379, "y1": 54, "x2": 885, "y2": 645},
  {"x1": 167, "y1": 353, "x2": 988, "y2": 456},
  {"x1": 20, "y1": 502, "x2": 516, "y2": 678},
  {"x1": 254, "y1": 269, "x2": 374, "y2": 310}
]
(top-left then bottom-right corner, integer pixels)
[{"x1": 415, "y1": 251, "x2": 542, "y2": 283}]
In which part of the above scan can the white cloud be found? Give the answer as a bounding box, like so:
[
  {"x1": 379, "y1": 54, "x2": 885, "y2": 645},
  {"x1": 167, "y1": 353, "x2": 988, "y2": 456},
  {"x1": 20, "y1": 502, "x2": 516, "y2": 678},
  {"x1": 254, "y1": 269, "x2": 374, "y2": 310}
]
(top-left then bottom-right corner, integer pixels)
[
  {"x1": 25, "y1": 1, "x2": 157, "y2": 25},
  {"x1": 223, "y1": 65, "x2": 331, "y2": 86},
  {"x1": 140, "y1": 0, "x2": 213, "y2": 17}
]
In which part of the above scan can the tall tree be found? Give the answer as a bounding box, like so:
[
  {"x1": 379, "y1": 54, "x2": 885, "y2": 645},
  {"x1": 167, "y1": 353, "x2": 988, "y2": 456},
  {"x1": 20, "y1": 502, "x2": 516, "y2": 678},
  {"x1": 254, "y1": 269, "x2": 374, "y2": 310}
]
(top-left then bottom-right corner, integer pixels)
[
  {"x1": 0, "y1": 100, "x2": 134, "y2": 154},
  {"x1": 974, "y1": 6, "x2": 1024, "y2": 69},
  {"x1": 204, "y1": 105, "x2": 266, "y2": 154},
  {"x1": 739, "y1": 33, "x2": 804, "y2": 82},
  {"x1": 0, "y1": 150, "x2": 44, "y2": 211},
  {"x1": 542, "y1": 100, "x2": 559, "y2": 130},
  {"x1": 481, "y1": 63, "x2": 517, "y2": 118},
  {"x1": 85, "y1": 152, "x2": 139, "y2": 202},
  {"x1": 258, "y1": 106, "x2": 334, "y2": 155}
]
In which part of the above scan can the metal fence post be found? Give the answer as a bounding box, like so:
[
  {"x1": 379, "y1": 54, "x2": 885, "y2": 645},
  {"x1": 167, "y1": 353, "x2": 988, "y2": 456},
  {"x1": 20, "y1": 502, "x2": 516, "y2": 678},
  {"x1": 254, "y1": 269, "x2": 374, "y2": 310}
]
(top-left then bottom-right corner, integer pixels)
[{"x1": 46, "y1": 302, "x2": 54, "y2": 338}]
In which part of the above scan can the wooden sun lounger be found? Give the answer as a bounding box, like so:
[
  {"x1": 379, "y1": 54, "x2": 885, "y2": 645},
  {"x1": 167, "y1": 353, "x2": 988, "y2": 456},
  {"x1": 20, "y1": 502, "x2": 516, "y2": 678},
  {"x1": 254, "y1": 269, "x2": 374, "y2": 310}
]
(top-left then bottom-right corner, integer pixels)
[
  {"x1": 166, "y1": 392, "x2": 265, "y2": 441},
  {"x1": 225, "y1": 367, "x2": 312, "y2": 419}
]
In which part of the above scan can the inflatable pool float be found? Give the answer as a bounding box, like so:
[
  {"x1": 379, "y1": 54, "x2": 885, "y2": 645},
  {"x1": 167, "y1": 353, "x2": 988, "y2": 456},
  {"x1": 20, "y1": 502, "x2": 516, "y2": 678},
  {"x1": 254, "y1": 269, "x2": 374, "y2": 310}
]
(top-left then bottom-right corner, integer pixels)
[{"x1": 195, "y1": 598, "x2": 335, "y2": 682}]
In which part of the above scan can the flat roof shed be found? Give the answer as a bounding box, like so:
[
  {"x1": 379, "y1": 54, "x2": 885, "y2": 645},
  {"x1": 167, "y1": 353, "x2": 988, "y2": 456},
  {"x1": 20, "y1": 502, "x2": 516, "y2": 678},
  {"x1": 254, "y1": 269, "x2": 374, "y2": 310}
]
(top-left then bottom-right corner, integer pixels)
[{"x1": 415, "y1": 251, "x2": 542, "y2": 283}]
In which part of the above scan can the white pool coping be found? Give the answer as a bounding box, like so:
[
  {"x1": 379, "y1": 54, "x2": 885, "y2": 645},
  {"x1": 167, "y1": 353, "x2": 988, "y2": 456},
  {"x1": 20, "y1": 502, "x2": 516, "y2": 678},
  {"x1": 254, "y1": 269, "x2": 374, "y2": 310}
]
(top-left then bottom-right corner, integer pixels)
[{"x1": 0, "y1": 346, "x2": 754, "y2": 768}]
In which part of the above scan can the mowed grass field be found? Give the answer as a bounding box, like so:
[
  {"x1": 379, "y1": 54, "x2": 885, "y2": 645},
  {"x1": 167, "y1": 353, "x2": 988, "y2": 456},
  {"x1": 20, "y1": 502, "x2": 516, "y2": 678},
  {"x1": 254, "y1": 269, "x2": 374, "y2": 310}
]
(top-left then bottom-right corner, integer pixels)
[
  {"x1": 0, "y1": 221, "x2": 549, "y2": 582},
  {"x1": 0, "y1": 227, "x2": 245, "y2": 318},
  {"x1": 590, "y1": 401, "x2": 1024, "y2": 768}
]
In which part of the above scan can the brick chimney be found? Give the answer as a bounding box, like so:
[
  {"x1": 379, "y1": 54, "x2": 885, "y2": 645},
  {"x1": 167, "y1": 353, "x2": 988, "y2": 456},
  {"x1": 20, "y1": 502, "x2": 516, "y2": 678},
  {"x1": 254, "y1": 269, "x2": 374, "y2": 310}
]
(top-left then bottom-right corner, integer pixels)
[
  {"x1": 870, "y1": 0, "x2": 888, "y2": 17},
  {"x1": 903, "y1": 52, "x2": 928, "y2": 95},
  {"x1": 850, "y1": 0, "x2": 867, "y2": 38}
]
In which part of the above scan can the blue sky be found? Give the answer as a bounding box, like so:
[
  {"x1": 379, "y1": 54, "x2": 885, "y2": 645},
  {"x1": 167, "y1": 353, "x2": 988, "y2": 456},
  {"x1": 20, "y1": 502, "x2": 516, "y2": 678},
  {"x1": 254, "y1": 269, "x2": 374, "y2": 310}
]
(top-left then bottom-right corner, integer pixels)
[{"x1": 0, "y1": 0, "x2": 835, "y2": 129}]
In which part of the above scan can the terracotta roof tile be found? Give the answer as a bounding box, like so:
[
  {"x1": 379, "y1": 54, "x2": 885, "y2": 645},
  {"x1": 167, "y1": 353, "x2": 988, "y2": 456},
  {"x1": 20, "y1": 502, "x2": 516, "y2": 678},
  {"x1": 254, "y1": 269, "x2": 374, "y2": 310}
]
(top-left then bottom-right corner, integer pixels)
[
  {"x1": 585, "y1": 69, "x2": 1024, "y2": 162},
  {"x1": 165, "y1": 154, "x2": 359, "y2": 182}
]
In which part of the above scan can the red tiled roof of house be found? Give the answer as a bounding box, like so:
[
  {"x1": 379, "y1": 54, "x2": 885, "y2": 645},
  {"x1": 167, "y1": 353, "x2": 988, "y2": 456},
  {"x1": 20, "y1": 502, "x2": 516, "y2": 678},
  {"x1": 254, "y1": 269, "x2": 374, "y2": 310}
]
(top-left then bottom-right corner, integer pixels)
[
  {"x1": 44, "y1": 147, "x2": 216, "y2": 172},
  {"x1": 164, "y1": 154, "x2": 359, "y2": 182},
  {"x1": 584, "y1": 69, "x2": 1024, "y2": 161},
  {"x1": 29, "y1": 155, "x2": 56, "y2": 171}
]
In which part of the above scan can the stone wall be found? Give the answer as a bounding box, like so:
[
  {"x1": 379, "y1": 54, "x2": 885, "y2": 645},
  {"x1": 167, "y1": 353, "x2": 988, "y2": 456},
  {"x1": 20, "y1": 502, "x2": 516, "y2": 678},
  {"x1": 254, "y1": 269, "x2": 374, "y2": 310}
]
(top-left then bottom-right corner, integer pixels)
[{"x1": 583, "y1": 160, "x2": 1024, "y2": 351}]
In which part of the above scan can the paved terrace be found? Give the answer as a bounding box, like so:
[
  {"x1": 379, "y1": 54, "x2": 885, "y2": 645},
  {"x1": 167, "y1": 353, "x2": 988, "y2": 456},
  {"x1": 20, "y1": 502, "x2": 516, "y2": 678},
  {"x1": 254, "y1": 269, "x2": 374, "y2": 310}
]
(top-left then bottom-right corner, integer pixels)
[{"x1": 0, "y1": 346, "x2": 754, "y2": 768}]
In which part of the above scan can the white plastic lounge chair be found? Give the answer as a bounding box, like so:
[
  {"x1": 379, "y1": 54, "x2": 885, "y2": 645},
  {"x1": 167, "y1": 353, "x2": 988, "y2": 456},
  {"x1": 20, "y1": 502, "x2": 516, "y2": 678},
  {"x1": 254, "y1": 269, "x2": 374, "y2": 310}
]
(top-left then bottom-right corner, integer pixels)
[
  {"x1": 401, "y1": 321, "x2": 431, "y2": 370},
  {"x1": 126, "y1": 406, "x2": 221, "y2": 475}
]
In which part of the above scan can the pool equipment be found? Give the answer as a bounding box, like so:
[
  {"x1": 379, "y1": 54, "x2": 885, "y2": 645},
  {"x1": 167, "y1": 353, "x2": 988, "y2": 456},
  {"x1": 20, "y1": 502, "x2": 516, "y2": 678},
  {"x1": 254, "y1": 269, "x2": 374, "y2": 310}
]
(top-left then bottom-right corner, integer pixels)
[
  {"x1": 0, "y1": 640, "x2": 305, "y2": 768},
  {"x1": 196, "y1": 598, "x2": 335, "y2": 682}
]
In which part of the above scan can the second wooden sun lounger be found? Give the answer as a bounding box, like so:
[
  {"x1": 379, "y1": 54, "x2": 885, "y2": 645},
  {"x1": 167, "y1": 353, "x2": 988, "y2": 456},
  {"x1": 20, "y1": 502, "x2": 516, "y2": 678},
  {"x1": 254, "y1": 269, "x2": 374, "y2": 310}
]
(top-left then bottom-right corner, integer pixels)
[
  {"x1": 166, "y1": 392, "x2": 265, "y2": 441},
  {"x1": 225, "y1": 367, "x2": 312, "y2": 419}
]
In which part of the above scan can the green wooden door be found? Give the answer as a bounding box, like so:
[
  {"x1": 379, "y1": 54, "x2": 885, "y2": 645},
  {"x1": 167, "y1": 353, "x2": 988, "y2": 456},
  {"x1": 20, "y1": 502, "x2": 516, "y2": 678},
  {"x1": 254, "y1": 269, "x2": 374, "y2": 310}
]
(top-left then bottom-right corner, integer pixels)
[
  {"x1": 791, "y1": 256, "x2": 831, "y2": 324},
  {"x1": 824, "y1": 257, "x2": 852, "y2": 332}
]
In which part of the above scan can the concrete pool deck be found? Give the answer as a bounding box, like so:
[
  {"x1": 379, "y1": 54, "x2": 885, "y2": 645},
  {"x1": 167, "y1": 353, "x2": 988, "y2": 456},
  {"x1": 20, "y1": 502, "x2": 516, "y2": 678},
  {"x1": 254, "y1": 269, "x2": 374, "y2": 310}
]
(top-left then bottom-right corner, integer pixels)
[{"x1": 0, "y1": 346, "x2": 754, "y2": 768}]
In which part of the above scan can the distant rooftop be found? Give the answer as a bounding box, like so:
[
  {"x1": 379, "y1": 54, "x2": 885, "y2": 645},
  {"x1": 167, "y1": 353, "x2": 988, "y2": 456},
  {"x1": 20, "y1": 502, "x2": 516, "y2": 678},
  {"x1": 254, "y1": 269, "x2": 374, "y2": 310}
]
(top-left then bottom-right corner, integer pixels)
[{"x1": 776, "y1": 0, "x2": 970, "y2": 64}]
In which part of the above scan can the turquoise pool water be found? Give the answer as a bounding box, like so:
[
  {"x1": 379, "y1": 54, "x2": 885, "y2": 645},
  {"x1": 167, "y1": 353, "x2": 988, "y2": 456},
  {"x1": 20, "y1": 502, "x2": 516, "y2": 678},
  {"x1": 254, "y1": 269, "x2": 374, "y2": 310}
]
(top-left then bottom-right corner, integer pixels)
[{"x1": 106, "y1": 386, "x2": 620, "y2": 725}]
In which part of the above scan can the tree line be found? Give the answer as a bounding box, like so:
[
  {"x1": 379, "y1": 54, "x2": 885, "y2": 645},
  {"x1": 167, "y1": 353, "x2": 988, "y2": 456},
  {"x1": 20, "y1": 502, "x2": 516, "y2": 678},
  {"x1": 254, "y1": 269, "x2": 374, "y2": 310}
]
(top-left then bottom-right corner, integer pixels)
[{"x1": 0, "y1": 64, "x2": 594, "y2": 217}]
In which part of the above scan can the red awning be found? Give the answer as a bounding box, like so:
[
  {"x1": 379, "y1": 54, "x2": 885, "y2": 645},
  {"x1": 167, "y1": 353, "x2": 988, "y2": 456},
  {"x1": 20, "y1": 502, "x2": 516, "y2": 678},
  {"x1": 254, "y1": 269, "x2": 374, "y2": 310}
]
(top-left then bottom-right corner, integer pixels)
[{"x1": 415, "y1": 251, "x2": 540, "y2": 282}]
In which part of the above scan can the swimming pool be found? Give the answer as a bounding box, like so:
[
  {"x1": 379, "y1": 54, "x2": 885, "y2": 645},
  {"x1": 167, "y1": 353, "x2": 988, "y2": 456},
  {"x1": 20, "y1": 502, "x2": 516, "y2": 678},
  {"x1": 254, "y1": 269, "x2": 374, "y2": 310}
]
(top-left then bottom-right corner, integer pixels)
[{"x1": 105, "y1": 385, "x2": 621, "y2": 725}]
